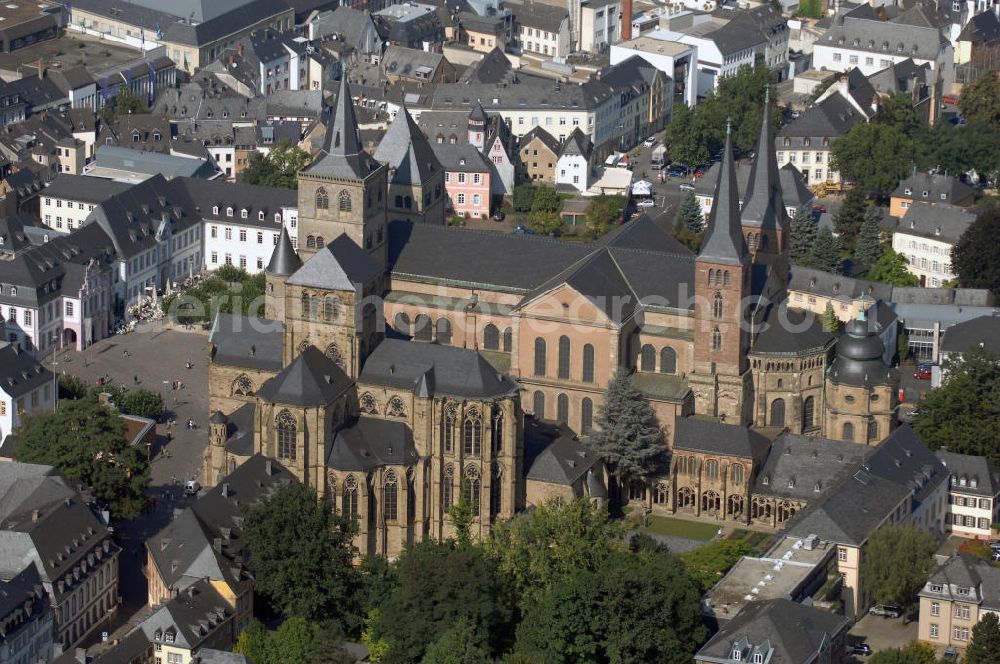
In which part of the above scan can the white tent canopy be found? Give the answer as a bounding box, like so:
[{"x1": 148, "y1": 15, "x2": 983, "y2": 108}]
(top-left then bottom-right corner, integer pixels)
[{"x1": 631, "y1": 180, "x2": 653, "y2": 196}]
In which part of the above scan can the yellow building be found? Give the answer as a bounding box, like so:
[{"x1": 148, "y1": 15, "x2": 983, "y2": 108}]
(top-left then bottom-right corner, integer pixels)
[{"x1": 918, "y1": 554, "x2": 1000, "y2": 652}]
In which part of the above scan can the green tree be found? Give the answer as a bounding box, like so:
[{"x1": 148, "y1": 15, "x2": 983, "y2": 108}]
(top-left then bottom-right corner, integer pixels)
[
  {"x1": 861, "y1": 524, "x2": 937, "y2": 607},
  {"x1": 810, "y1": 227, "x2": 843, "y2": 274},
  {"x1": 820, "y1": 302, "x2": 842, "y2": 333},
  {"x1": 586, "y1": 369, "x2": 666, "y2": 493},
  {"x1": 420, "y1": 618, "x2": 490, "y2": 664},
  {"x1": 162, "y1": 269, "x2": 266, "y2": 324},
  {"x1": 527, "y1": 210, "x2": 564, "y2": 236},
  {"x1": 447, "y1": 496, "x2": 475, "y2": 547},
  {"x1": 100, "y1": 86, "x2": 148, "y2": 124},
  {"x1": 530, "y1": 184, "x2": 563, "y2": 214},
  {"x1": 855, "y1": 207, "x2": 884, "y2": 267},
  {"x1": 833, "y1": 188, "x2": 867, "y2": 249},
  {"x1": 795, "y1": 0, "x2": 823, "y2": 19},
  {"x1": 15, "y1": 396, "x2": 149, "y2": 519},
  {"x1": 867, "y1": 248, "x2": 919, "y2": 286},
  {"x1": 58, "y1": 374, "x2": 90, "y2": 400},
  {"x1": 675, "y1": 192, "x2": 704, "y2": 234},
  {"x1": 118, "y1": 388, "x2": 164, "y2": 419},
  {"x1": 355, "y1": 555, "x2": 398, "y2": 626},
  {"x1": 672, "y1": 225, "x2": 703, "y2": 253},
  {"x1": 965, "y1": 612, "x2": 1000, "y2": 664},
  {"x1": 869, "y1": 642, "x2": 937, "y2": 664},
  {"x1": 512, "y1": 184, "x2": 537, "y2": 212},
  {"x1": 789, "y1": 206, "x2": 818, "y2": 265},
  {"x1": 515, "y1": 549, "x2": 706, "y2": 664},
  {"x1": 952, "y1": 208, "x2": 1000, "y2": 295},
  {"x1": 913, "y1": 348, "x2": 1000, "y2": 461},
  {"x1": 585, "y1": 194, "x2": 626, "y2": 238},
  {"x1": 958, "y1": 71, "x2": 1000, "y2": 127},
  {"x1": 831, "y1": 123, "x2": 916, "y2": 195},
  {"x1": 923, "y1": 122, "x2": 1000, "y2": 182},
  {"x1": 235, "y1": 620, "x2": 276, "y2": 664},
  {"x1": 874, "y1": 93, "x2": 923, "y2": 139},
  {"x1": 375, "y1": 541, "x2": 515, "y2": 663},
  {"x1": 680, "y1": 539, "x2": 753, "y2": 592},
  {"x1": 488, "y1": 497, "x2": 621, "y2": 601},
  {"x1": 242, "y1": 483, "x2": 359, "y2": 625},
  {"x1": 241, "y1": 139, "x2": 311, "y2": 189}
]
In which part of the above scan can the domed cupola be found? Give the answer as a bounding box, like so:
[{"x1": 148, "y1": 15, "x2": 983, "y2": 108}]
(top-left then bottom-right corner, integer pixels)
[{"x1": 828, "y1": 305, "x2": 893, "y2": 386}]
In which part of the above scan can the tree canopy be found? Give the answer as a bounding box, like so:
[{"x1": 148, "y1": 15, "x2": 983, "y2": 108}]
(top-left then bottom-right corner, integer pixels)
[
  {"x1": 585, "y1": 195, "x2": 626, "y2": 238},
  {"x1": 952, "y1": 208, "x2": 1000, "y2": 295},
  {"x1": 833, "y1": 188, "x2": 867, "y2": 249},
  {"x1": 242, "y1": 483, "x2": 359, "y2": 626},
  {"x1": 234, "y1": 618, "x2": 354, "y2": 664},
  {"x1": 118, "y1": 388, "x2": 164, "y2": 419},
  {"x1": 866, "y1": 248, "x2": 919, "y2": 287},
  {"x1": 913, "y1": 348, "x2": 1000, "y2": 461},
  {"x1": 789, "y1": 206, "x2": 817, "y2": 265},
  {"x1": 162, "y1": 267, "x2": 266, "y2": 324},
  {"x1": 869, "y1": 642, "x2": 937, "y2": 664},
  {"x1": 861, "y1": 524, "x2": 937, "y2": 607},
  {"x1": 854, "y1": 207, "x2": 884, "y2": 267},
  {"x1": 811, "y1": 227, "x2": 843, "y2": 274},
  {"x1": 15, "y1": 395, "x2": 149, "y2": 519},
  {"x1": 100, "y1": 86, "x2": 148, "y2": 124},
  {"x1": 241, "y1": 139, "x2": 311, "y2": 189},
  {"x1": 958, "y1": 71, "x2": 1000, "y2": 127},
  {"x1": 831, "y1": 122, "x2": 917, "y2": 196},
  {"x1": 965, "y1": 612, "x2": 1000, "y2": 664}
]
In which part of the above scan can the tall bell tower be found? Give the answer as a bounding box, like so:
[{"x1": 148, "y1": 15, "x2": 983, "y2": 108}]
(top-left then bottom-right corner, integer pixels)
[{"x1": 740, "y1": 89, "x2": 789, "y2": 267}]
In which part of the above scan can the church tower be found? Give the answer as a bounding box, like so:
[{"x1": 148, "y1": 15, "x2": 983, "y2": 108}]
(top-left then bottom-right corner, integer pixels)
[
  {"x1": 468, "y1": 101, "x2": 487, "y2": 151},
  {"x1": 264, "y1": 225, "x2": 302, "y2": 321},
  {"x1": 297, "y1": 75, "x2": 388, "y2": 269},
  {"x1": 690, "y1": 122, "x2": 752, "y2": 424},
  {"x1": 740, "y1": 89, "x2": 789, "y2": 267}
]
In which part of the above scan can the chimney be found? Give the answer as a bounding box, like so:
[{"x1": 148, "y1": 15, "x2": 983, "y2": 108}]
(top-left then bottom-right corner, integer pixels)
[
  {"x1": 222, "y1": 483, "x2": 230, "y2": 498},
  {"x1": 212, "y1": 537, "x2": 222, "y2": 553},
  {"x1": 31, "y1": 509, "x2": 40, "y2": 522},
  {"x1": 265, "y1": 459, "x2": 272, "y2": 476},
  {"x1": 621, "y1": 0, "x2": 633, "y2": 41}
]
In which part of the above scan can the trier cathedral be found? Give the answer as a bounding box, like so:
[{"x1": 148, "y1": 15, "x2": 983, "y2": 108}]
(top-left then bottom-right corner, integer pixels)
[{"x1": 204, "y1": 78, "x2": 899, "y2": 558}]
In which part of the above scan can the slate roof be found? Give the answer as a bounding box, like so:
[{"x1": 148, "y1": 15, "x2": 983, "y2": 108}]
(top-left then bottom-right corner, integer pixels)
[
  {"x1": 209, "y1": 313, "x2": 285, "y2": 372},
  {"x1": 329, "y1": 417, "x2": 419, "y2": 471},
  {"x1": 460, "y1": 47, "x2": 514, "y2": 85},
  {"x1": 41, "y1": 175, "x2": 130, "y2": 205},
  {"x1": 0, "y1": 463, "x2": 74, "y2": 522},
  {"x1": 939, "y1": 314, "x2": 1000, "y2": 355},
  {"x1": 696, "y1": 599, "x2": 849, "y2": 664},
  {"x1": 958, "y1": 10, "x2": 1000, "y2": 43},
  {"x1": 752, "y1": 305, "x2": 834, "y2": 356},
  {"x1": 936, "y1": 449, "x2": 1000, "y2": 498},
  {"x1": 221, "y1": 403, "x2": 256, "y2": 459},
  {"x1": 788, "y1": 265, "x2": 892, "y2": 304},
  {"x1": 287, "y1": 234, "x2": 380, "y2": 290},
  {"x1": 360, "y1": 338, "x2": 518, "y2": 399},
  {"x1": 137, "y1": 579, "x2": 232, "y2": 650},
  {"x1": 0, "y1": 563, "x2": 47, "y2": 644},
  {"x1": 266, "y1": 226, "x2": 302, "y2": 277},
  {"x1": 178, "y1": 177, "x2": 296, "y2": 230},
  {"x1": 382, "y1": 45, "x2": 447, "y2": 79},
  {"x1": 560, "y1": 127, "x2": 593, "y2": 159},
  {"x1": 920, "y1": 554, "x2": 1000, "y2": 611},
  {"x1": 896, "y1": 202, "x2": 977, "y2": 245},
  {"x1": 867, "y1": 58, "x2": 932, "y2": 95},
  {"x1": 429, "y1": 142, "x2": 491, "y2": 172},
  {"x1": 753, "y1": 432, "x2": 869, "y2": 500},
  {"x1": 526, "y1": 430, "x2": 603, "y2": 487},
  {"x1": 0, "y1": 213, "x2": 42, "y2": 256},
  {"x1": 892, "y1": 172, "x2": 976, "y2": 206},
  {"x1": 699, "y1": 125, "x2": 748, "y2": 266},
  {"x1": 694, "y1": 161, "x2": 813, "y2": 212},
  {"x1": 0, "y1": 344, "x2": 54, "y2": 399},
  {"x1": 306, "y1": 77, "x2": 381, "y2": 180},
  {"x1": 519, "y1": 126, "x2": 561, "y2": 156},
  {"x1": 816, "y1": 13, "x2": 949, "y2": 62},
  {"x1": 256, "y1": 346, "x2": 353, "y2": 407},
  {"x1": 673, "y1": 418, "x2": 771, "y2": 460},
  {"x1": 373, "y1": 106, "x2": 443, "y2": 186},
  {"x1": 512, "y1": 0, "x2": 568, "y2": 32},
  {"x1": 777, "y1": 94, "x2": 865, "y2": 141},
  {"x1": 828, "y1": 313, "x2": 895, "y2": 387}
]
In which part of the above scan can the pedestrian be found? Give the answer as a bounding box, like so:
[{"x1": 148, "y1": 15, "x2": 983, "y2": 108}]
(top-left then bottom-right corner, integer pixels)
[
  {"x1": 133, "y1": 375, "x2": 139, "y2": 385},
  {"x1": 185, "y1": 361, "x2": 192, "y2": 370}
]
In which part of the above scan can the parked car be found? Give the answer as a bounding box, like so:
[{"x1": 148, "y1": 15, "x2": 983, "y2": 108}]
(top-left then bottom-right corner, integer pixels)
[
  {"x1": 679, "y1": 183, "x2": 695, "y2": 192},
  {"x1": 851, "y1": 644, "x2": 872, "y2": 656},
  {"x1": 643, "y1": 136, "x2": 656, "y2": 147},
  {"x1": 943, "y1": 646, "x2": 958, "y2": 661},
  {"x1": 667, "y1": 164, "x2": 688, "y2": 177},
  {"x1": 184, "y1": 480, "x2": 201, "y2": 496},
  {"x1": 491, "y1": 210, "x2": 506, "y2": 221},
  {"x1": 988, "y1": 540, "x2": 1000, "y2": 550},
  {"x1": 636, "y1": 198, "x2": 656, "y2": 208},
  {"x1": 869, "y1": 604, "x2": 903, "y2": 618},
  {"x1": 514, "y1": 225, "x2": 536, "y2": 234},
  {"x1": 812, "y1": 203, "x2": 827, "y2": 213},
  {"x1": 914, "y1": 367, "x2": 932, "y2": 380}
]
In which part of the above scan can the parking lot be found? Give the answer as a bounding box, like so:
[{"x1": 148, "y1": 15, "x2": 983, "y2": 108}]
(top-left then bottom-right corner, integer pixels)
[{"x1": 849, "y1": 612, "x2": 919, "y2": 655}]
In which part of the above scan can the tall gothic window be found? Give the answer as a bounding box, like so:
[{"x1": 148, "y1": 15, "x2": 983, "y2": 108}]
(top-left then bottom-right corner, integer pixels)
[
  {"x1": 464, "y1": 408, "x2": 482, "y2": 456},
  {"x1": 323, "y1": 296, "x2": 339, "y2": 321},
  {"x1": 723, "y1": 271, "x2": 731, "y2": 287},
  {"x1": 394, "y1": 312, "x2": 410, "y2": 336},
  {"x1": 492, "y1": 410, "x2": 503, "y2": 454},
  {"x1": 443, "y1": 465, "x2": 454, "y2": 508},
  {"x1": 581, "y1": 397, "x2": 593, "y2": 434},
  {"x1": 436, "y1": 318, "x2": 452, "y2": 345},
  {"x1": 502, "y1": 327, "x2": 512, "y2": 352},
  {"x1": 383, "y1": 471, "x2": 398, "y2": 521},
  {"x1": 276, "y1": 410, "x2": 296, "y2": 460},
  {"x1": 301, "y1": 292, "x2": 311, "y2": 318},
  {"x1": 533, "y1": 391, "x2": 545, "y2": 418},
  {"x1": 557, "y1": 335, "x2": 571, "y2": 379},
  {"x1": 343, "y1": 475, "x2": 358, "y2": 518},
  {"x1": 732, "y1": 463, "x2": 745, "y2": 484},
  {"x1": 315, "y1": 188, "x2": 329, "y2": 209},
  {"x1": 582, "y1": 344, "x2": 595, "y2": 383},
  {"x1": 640, "y1": 344, "x2": 655, "y2": 371},
  {"x1": 338, "y1": 189, "x2": 352, "y2": 212},
  {"x1": 868, "y1": 419, "x2": 879, "y2": 442},
  {"x1": 557, "y1": 394, "x2": 569, "y2": 423},
  {"x1": 483, "y1": 324, "x2": 499, "y2": 350},
  {"x1": 712, "y1": 328, "x2": 722, "y2": 351},
  {"x1": 533, "y1": 337, "x2": 546, "y2": 376},
  {"x1": 843, "y1": 422, "x2": 855, "y2": 441},
  {"x1": 706, "y1": 459, "x2": 719, "y2": 479},
  {"x1": 414, "y1": 314, "x2": 433, "y2": 342},
  {"x1": 713, "y1": 292, "x2": 723, "y2": 319},
  {"x1": 443, "y1": 404, "x2": 456, "y2": 453},
  {"x1": 490, "y1": 463, "x2": 502, "y2": 519},
  {"x1": 463, "y1": 466, "x2": 481, "y2": 517},
  {"x1": 802, "y1": 396, "x2": 815, "y2": 430},
  {"x1": 660, "y1": 347, "x2": 676, "y2": 374}
]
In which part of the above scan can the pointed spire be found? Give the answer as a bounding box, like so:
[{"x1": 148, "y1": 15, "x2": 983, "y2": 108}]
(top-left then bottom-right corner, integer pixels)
[
  {"x1": 699, "y1": 120, "x2": 747, "y2": 266},
  {"x1": 742, "y1": 87, "x2": 787, "y2": 231},
  {"x1": 305, "y1": 74, "x2": 377, "y2": 179},
  {"x1": 266, "y1": 225, "x2": 302, "y2": 276},
  {"x1": 373, "y1": 106, "x2": 442, "y2": 185}
]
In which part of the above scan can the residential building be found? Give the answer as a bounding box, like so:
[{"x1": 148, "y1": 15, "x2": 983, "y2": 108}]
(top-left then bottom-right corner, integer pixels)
[
  {"x1": 432, "y1": 143, "x2": 492, "y2": 218},
  {"x1": 518, "y1": 127, "x2": 561, "y2": 184},
  {"x1": 0, "y1": 344, "x2": 55, "y2": 442},
  {"x1": 376, "y1": 2, "x2": 445, "y2": 50},
  {"x1": 382, "y1": 46, "x2": 457, "y2": 84},
  {"x1": 140, "y1": 579, "x2": 238, "y2": 661},
  {"x1": 918, "y1": 555, "x2": 1000, "y2": 651},
  {"x1": 937, "y1": 450, "x2": 1000, "y2": 539},
  {"x1": 62, "y1": 0, "x2": 296, "y2": 75},
  {"x1": 306, "y1": 6, "x2": 383, "y2": 55},
  {"x1": 892, "y1": 289, "x2": 997, "y2": 363},
  {"x1": 40, "y1": 176, "x2": 131, "y2": 234},
  {"x1": 693, "y1": 162, "x2": 812, "y2": 221},
  {"x1": 610, "y1": 35, "x2": 698, "y2": 107},
  {"x1": 775, "y1": 92, "x2": 866, "y2": 185},
  {"x1": 938, "y1": 314, "x2": 1000, "y2": 365},
  {"x1": 512, "y1": 0, "x2": 571, "y2": 60},
  {"x1": 0, "y1": 462, "x2": 120, "y2": 650},
  {"x1": 599, "y1": 55, "x2": 672, "y2": 149},
  {"x1": 891, "y1": 202, "x2": 977, "y2": 287},
  {"x1": 695, "y1": 599, "x2": 849, "y2": 664},
  {"x1": 712, "y1": 5, "x2": 790, "y2": 78},
  {"x1": 0, "y1": 564, "x2": 54, "y2": 664},
  {"x1": 579, "y1": 0, "x2": 621, "y2": 54},
  {"x1": 956, "y1": 10, "x2": 1000, "y2": 83},
  {"x1": 788, "y1": 266, "x2": 893, "y2": 321},
  {"x1": 556, "y1": 128, "x2": 593, "y2": 193},
  {"x1": 889, "y1": 173, "x2": 976, "y2": 218},
  {"x1": 459, "y1": 12, "x2": 507, "y2": 53}
]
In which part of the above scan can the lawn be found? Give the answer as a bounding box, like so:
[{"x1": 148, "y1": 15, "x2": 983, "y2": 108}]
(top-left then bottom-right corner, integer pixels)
[{"x1": 642, "y1": 515, "x2": 720, "y2": 541}]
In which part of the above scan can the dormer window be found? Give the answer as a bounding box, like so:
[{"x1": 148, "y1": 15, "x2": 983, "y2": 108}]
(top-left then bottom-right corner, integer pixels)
[
  {"x1": 970, "y1": 478, "x2": 978, "y2": 488},
  {"x1": 904, "y1": 188, "x2": 912, "y2": 195},
  {"x1": 960, "y1": 476, "x2": 967, "y2": 487},
  {"x1": 153, "y1": 131, "x2": 161, "y2": 141},
  {"x1": 753, "y1": 654, "x2": 763, "y2": 664},
  {"x1": 922, "y1": 191, "x2": 929, "y2": 198},
  {"x1": 241, "y1": 209, "x2": 248, "y2": 219},
  {"x1": 929, "y1": 583, "x2": 943, "y2": 592},
  {"x1": 10, "y1": 287, "x2": 16, "y2": 296},
  {"x1": 212, "y1": 206, "x2": 219, "y2": 214},
  {"x1": 226, "y1": 207, "x2": 234, "y2": 217},
  {"x1": 732, "y1": 649, "x2": 742, "y2": 661},
  {"x1": 940, "y1": 193, "x2": 947, "y2": 200},
  {"x1": 259, "y1": 211, "x2": 266, "y2": 221},
  {"x1": 956, "y1": 586, "x2": 970, "y2": 596}
]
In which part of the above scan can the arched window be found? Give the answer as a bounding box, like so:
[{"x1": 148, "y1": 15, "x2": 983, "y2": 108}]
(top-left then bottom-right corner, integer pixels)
[
  {"x1": 443, "y1": 404, "x2": 456, "y2": 453},
  {"x1": 723, "y1": 271, "x2": 731, "y2": 287},
  {"x1": 338, "y1": 189, "x2": 352, "y2": 212},
  {"x1": 323, "y1": 296, "x2": 339, "y2": 321},
  {"x1": 483, "y1": 324, "x2": 499, "y2": 350},
  {"x1": 464, "y1": 408, "x2": 482, "y2": 456},
  {"x1": 492, "y1": 410, "x2": 504, "y2": 454},
  {"x1": 706, "y1": 459, "x2": 719, "y2": 479},
  {"x1": 802, "y1": 396, "x2": 815, "y2": 430},
  {"x1": 660, "y1": 347, "x2": 676, "y2": 374},
  {"x1": 436, "y1": 318, "x2": 452, "y2": 345},
  {"x1": 533, "y1": 391, "x2": 545, "y2": 419},
  {"x1": 387, "y1": 396, "x2": 406, "y2": 417},
  {"x1": 868, "y1": 419, "x2": 879, "y2": 443},
  {"x1": 360, "y1": 393, "x2": 377, "y2": 414},
  {"x1": 713, "y1": 292, "x2": 723, "y2": 319},
  {"x1": 463, "y1": 466, "x2": 481, "y2": 516},
  {"x1": 712, "y1": 328, "x2": 722, "y2": 351},
  {"x1": 557, "y1": 335, "x2": 571, "y2": 379},
  {"x1": 770, "y1": 398, "x2": 785, "y2": 428},
  {"x1": 490, "y1": 463, "x2": 502, "y2": 519},
  {"x1": 276, "y1": 410, "x2": 296, "y2": 460},
  {"x1": 582, "y1": 344, "x2": 595, "y2": 383},
  {"x1": 708, "y1": 268, "x2": 714, "y2": 285},
  {"x1": 232, "y1": 374, "x2": 254, "y2": 396},
  {"x1": 640, "y1": 344, "x2": 656, "y2": 371},
  {"x1": 414, "y1": 314, "x2": 433, "y2": 342},
  {"x1": 533, "y1": 337, "x2": 546, "y2": 376},
  {"x1": 301, "y1": 292, "x2": 312, "y2": 318},
  {"x1": 502, "y1": 327, "x2": 512, "y2": 352},
  {"x1": 383, "y1": 471, "x2": 398, "y2": 521},
  {"x1": 842, "y1": 422, "x2": 854, "y2": 441},
  {"x1": 581, "y1": 398, "x2": 593, "y2": 434},
  {"x1": 732, "y1": 463, "x2": 745, "y2": 484},
  {"x1": 315, "y1": 188, "x2": 329, "y2": 209},
  {"x1": 557, "y1": 393, "x2": 569, "y2": 423},
  {"x1": 443, "y1": 464, "x2": 454, "y2": 508},
  {"x1": 394, "y1": 312, "x2": 410, "y2": 336},
  {"x1": 343, "y1": 475, "x2": 358, "y2": 518},
  {"x1": 325, "y1": 344, "x2": 344, "y2": 369},
  {"x1": 306, "y1": 235, "x2": 316, "y2": 249},
  {"x1": 315, "y1": 236, "x2": 325, "y2": 249},
  {"x1": 309, "y1": 295, "x2": 319, "y2": 319},
  {"x1": 654, "y1": 482, "x2": 669, "y2": 504}
]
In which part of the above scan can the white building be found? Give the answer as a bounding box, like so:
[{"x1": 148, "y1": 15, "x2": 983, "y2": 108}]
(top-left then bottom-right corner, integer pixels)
[
  {"x1": 937, "y1": 450, "x2": 1000, "y2": 539},
  {"x1": 610, "y1": 35, "x2": 698, "y2": 107},
  {"x1": 0, "y1": 344, "x2": 54, "y2": 443},
  {"x1": 892, "y1": 202, "x2": 977, "y2": 288},
  {"x1": 513, "y1": 0, "x2": 571, "y2": 59},
  {"x1": 580, "y1": 0, "x2": 621, "y2": 53},
  {"x1": 40, "y1": 176, "x2": 130, "y2": 234},
  {"x1": 556, "y1": 129, "x2": 594, "y2": 193}
]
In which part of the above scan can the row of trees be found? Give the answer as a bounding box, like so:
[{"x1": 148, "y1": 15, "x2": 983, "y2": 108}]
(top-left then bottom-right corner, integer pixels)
[
  {"x1": 514, "y1": 184, "x2": 625, "y2": 238},
  {"x1": 161, "y1": 265, "x2": 266, "y2": 325}
]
